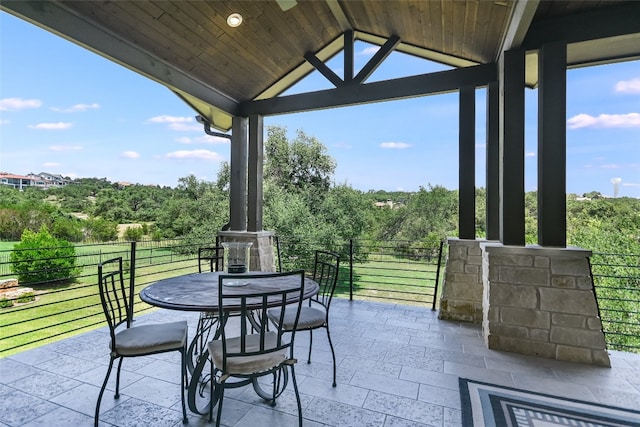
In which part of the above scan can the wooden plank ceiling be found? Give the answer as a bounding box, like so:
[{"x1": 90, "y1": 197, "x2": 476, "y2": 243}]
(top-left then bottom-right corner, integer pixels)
[{"x1": 2, "y1": 0, "x2": 638, "y2": 130}]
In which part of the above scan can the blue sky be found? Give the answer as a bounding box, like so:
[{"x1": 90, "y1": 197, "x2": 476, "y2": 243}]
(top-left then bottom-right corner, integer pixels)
[{"x1": 1, "y1": 11, "x2": 639, "y2": 197}]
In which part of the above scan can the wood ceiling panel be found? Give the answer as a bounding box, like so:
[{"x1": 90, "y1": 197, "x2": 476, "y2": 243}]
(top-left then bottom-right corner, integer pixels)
[{"x1": 30, "y1": 0, "x2": 632, "y2": 116}]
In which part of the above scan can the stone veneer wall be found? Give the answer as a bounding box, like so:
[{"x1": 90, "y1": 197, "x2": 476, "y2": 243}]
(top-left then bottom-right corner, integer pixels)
[
  {"x1": 482, "y1": 243, "x2": 610, "y2": 367},
  {"x1": 217, "y1": 230, "x2": 277, "y2": 272},
  {"x1": 438, "y1": 238, "x2": 485, "y2": 322}
]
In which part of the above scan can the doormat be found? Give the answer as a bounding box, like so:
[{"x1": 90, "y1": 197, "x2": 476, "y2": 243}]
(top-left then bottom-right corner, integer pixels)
[{"x1": 459, "y1": 377, "x2": 640, "y2": 426}]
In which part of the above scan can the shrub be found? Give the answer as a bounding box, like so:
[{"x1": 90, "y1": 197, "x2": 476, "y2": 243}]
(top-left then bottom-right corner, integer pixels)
[
  {"x1": 0, "y1": 298, "x2": 13, "y2": 308},
  {"x1": 124, "y1": 226, "x2": 143, "y2": 241},
  {"x1": 10, "y1": 226, "x2": 81, "y2": 286},
  {"x1": 16, "y1": 292, "x2": 35, "y2": 303}
]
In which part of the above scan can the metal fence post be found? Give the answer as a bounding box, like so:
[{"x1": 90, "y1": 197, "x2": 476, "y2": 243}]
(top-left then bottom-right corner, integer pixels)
[
  {"x1": 432, "y1": 240, "x2": 444, "y2": 311},
  {"x1": 349, "y1": 239, "x2": 354, "y2": 300},
  {"x1": 129, "y1": 241, "x2": 137, "y2": 319}
]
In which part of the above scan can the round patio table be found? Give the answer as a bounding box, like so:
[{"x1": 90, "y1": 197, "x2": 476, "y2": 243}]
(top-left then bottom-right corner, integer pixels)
[{"x1": 139, "y1": 271, "x2": 319, "y2": 415}]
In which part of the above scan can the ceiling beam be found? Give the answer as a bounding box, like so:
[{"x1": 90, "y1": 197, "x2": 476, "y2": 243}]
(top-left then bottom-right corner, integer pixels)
[
  {"x1": 0, "y1": 0, "x2": 240, "y2": 115},
  {"x1": 354, "y1": 35, "x2": 401, "y2": 84},
  {"x1": 240, "y1": 63, "x2": 496, "y2": 116},
  {"x1": 304, "y1": 52, "x2": 344, "y2": 88},
  {"x1": 326, "y1": 0, "x2": 351, "y2": 32},
  {"x1": 497, "y1": 0, "x2": 539, "y2": 55},
  {"x1": 523, "y1": 2, "x2": 640, "y2": 49}
]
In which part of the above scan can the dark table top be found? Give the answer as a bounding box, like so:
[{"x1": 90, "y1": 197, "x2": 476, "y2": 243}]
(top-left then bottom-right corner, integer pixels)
[{"x1": 139, "y1": 271, "x2": 319, "y2": 312}]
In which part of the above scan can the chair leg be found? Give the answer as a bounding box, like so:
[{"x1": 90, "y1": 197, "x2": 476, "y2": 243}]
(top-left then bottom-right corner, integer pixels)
[
  {"x1": 307, "y1": 330, "x2": 313, "y2": 364},
  {"x1": 290, "y1": 364, "x2": 303, "y2": 427},
  {"x1": 180, "y1": 348, "x2": 188, "y2": 424},
  {"x1": 215, "y1": 386, "x2": 225, "y2": 427},
  {"x1": 326, "y1": 325, "x2": 337, "y2": 387},
  {"x1": 95, "y1": 357, "x2": 115, "y2": 427},
  {"x1": 114, "y1": 357, "x2": 124, "y2": 398},
  {"x1": 270, "y1": 371, "x2": 278, "y2": 407}
]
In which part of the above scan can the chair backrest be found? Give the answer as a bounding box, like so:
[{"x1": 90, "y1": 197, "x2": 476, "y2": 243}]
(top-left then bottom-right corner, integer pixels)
[
  {"x1": 198, "y1": 246, "x2": 223, "y2": 273},
  {"x1": 217, "y1": 270, "x2": 305, "y2": 369},
  {"x1": 312, "y1": 250, "x2": 340, "y2": 309},
  {"x1": 98, "y1": 257, "x2": 131, "y2": 342}
]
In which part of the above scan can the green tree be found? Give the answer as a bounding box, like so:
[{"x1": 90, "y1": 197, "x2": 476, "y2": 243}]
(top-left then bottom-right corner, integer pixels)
[
  {"x1": 10, "y1": 226, "x2": 80, "y2": 285},
  {"x1": 85, "y1": 218, "x2": 118, "y2": 242}
]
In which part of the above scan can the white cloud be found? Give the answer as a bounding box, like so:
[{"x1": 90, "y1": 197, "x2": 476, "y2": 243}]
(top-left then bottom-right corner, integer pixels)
[
  {"x1": 169, "y1": 123, "x2": 201, "y2": 131},
  {"x1": 567, "y1": 113, "x2": 640, "y2": 129},
  {"x1": 165, "y1": 149, "x2": 223, "y2": 161},
  {"x1": 0, "y1": 97, "x2": 42, "y2": 111},
  {"x1": 148, "y1": 115, "x2": 193, "y2": 123},
  {"x1": 121, "y1": 151, "x2": 140, "y2": 159},
  {"x1": 30, "y1": 122, "x2": 73, "y2": 130},
  {"x1": 51, "y1": 103, "x2": 100, "y2": 112},
  {"x1": 0, "y1": 119, "x2": 9, "y2": 125},
  {"x1": 615, "y1": 78, "x2": 640, "y2": 94},
  {"x1": 42, "y1": 162, "x2": 60, "y2": 167},
  {"x1": 380, "y1": 142, "x2": 411, "y2": 149},
  {"x1": 49, "y1": 145, "x2": 82, "y2": 151},
  {"x1": 525, "y1": 152, "x2": 535, "y2": 157},
  {"x1": 147, "y1": 115, "x2": 200, "y2": 131},
  {"x1": 359, "y1": 46, "x2": 379, "y2": 56},
  {"x1": 176, "y1": 135, "x2": 229, "y2": 144},
  {"x1": 601, "y1": 164, "x2": 620, "y2": 169},
  {"x1": 198, "y1": 134, "x2": 229, "y2": 144}
]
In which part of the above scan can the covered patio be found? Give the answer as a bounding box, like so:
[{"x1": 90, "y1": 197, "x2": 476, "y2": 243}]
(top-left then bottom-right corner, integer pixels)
[
  {"x1": 2, "y1": 1, "x2": 640, "y2": 425},
  {"x1": 2, "y1": 298, "x2": 639, "y2": 426}
]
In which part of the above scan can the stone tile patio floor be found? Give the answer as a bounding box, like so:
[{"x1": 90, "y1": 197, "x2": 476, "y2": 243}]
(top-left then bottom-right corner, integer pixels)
[{"x1": 2, "y1": 298, "x2": 640, "y2": 426}]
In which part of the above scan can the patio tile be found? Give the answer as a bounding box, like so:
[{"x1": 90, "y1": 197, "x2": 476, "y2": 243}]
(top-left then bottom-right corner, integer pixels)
[
  {"x1": 511, "y1": 373, "x2": 599, "y2": 401},
  {"x1": 120, "y1": 376, "x2": 184, "y2": 408},
  {"x1": 5, "y1": 300, "x2": 640, "y2": 427},
  {"x1": 0, "y1": 358, "x2": 41, "y2": 384},
  {"x1": 51, "y1": 382, "x2": 128, "y2": 417},
  {"x1": 6, "y1": 346, "x2": 57, "y2": 366},
  {"x1": 7, "y1": 369, "x2": 81, "y2": 400},
  {"x1": 382, "y1": 416, "x2": 431, "y2": 427},
  {"x1": 99, "y1": 397, "x2": 185, "y2": 427},
  {"x1": 37, "y1": 354, "x2": 102, "y2": 378},
  {"x1": 18, "y1": 406, "x2": 99, "y2": 427},
  {"x1": 304, "y1": 396, "x2": 386, "y2": 426},
  {"x1": 417, "y1": 383, "x2": 461, "y2": 410},
  {"x1": 299, "y1": 376, "x2": 369, "y2": 406},
  {"x1": 350, "y1": 370, "x2": 419, "y2": 399},
  {"x1": 234, "y1": 405, "x2": 320, "y2": 427},
  {"x1": 340, "y1": 356, "x2": 402, "y2": 378},
  {"x1": 0, "y1": 384, "x2": 59, "y2": 427},
  {"x1": 363, "y1": 390, "x2": 444, "y2": 426},
  {"x1": 399, "y1": 367, "x2": 460, "y2": 391}
]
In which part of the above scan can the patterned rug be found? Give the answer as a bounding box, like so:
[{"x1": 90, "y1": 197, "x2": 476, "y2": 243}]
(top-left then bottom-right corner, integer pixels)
[{"x1": 459, "y1": 378, "x2": 640, "y2": 427}]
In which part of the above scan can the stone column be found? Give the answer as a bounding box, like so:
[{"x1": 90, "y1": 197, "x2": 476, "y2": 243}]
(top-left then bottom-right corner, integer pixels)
[
  {"x1": 217, "y1": 230, "x2": 277, "y2": 272},
  {"x1": 482, "y1": 243, "x2": 610, "y2": 367},
  {"x1": 438, "y1": 238, "x2": 485, "y2": 322}
]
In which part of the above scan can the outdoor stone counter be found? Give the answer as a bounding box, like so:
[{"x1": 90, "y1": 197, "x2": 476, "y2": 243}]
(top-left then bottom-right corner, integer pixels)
[{"x1": 482, "y1": 243, "x2": 610, "y2": 367}]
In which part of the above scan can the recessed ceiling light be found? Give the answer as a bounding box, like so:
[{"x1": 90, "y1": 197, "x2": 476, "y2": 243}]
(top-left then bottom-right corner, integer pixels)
[{"x1": 227, "y1": 13, "x2": 243, "y2": 27}]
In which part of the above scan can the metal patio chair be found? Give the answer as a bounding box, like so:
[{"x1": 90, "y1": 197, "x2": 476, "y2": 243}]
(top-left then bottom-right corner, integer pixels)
[
  {"x1": 207, "y1": 270, "x2": 305, "y2": 427},
  {"x1": 198, "y1": 246, "x2": 224, "y2": 273},
  {"x1": 268, "y1": 250, "x2": 340, "y2": 386},
  {"x1": 94, "y1": 257, "x2": 188, "y2": 427}
]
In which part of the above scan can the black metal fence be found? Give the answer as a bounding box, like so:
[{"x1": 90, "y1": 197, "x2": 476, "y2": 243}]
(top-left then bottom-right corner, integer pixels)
[
  {"x1": 1, "y1": 238, "x2": 638, "y2": 357},
  {"x1": 590, "y1": 252, "x2": 640, "y2": 352}
]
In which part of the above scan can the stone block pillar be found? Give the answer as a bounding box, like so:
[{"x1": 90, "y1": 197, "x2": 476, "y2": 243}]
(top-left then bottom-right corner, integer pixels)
[
  {"x1": 482, "y1": 243, "x2": 610, "y2": 367},
  {"x1": 438, "y1": 238, "x2": 485, "y2": 322},
  {"x1": 217, "y1": 230, "x2": 277, "y2": 272}
]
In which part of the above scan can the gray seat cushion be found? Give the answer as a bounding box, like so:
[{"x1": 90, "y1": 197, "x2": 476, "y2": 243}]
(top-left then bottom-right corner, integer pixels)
[
  {"x1": 114, "y1": 321, "x2": 187, "y2": 356},
  {"x1": 268, "y1": 305, "x2": 326, "y2": 330},
  {"x1": 208, "y1": 331, "x2": 288, "y2": 375}
]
